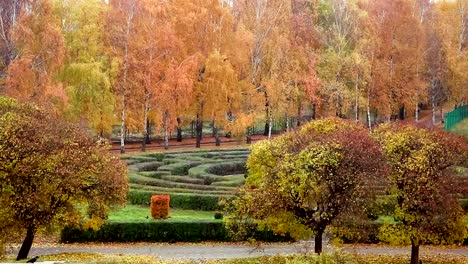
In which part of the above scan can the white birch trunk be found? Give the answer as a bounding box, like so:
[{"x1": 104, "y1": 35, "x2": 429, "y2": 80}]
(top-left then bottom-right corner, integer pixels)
[{"x1": 163, "y1": 111, "x2": 169, "y2": 150}]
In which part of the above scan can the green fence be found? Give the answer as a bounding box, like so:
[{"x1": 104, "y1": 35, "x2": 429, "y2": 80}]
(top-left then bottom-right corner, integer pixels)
[{"x1": 445, "y1": 104, "x2": 468, "y2": 131}]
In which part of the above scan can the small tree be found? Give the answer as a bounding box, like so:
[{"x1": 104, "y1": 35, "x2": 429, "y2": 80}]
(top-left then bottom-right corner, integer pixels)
[
  {"x1": 0, "y1": 97, "x2": 128, "y2": 260},
  {"x1": 374, "y1": 124, "x2": 468, "y2": 264},
  {"x1": 225, "y1": 118, "x2": 384, "y2": 254}
]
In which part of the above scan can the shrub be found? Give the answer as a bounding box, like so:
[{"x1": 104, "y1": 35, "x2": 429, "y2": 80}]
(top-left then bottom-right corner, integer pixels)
[
  {"x1": 150, "y1": 195, "x2": 170, "y2": 219},
  {"x1": 366, "y1": 195, "x2": 397, "y2": 220},
  {"x1": 461, "y1": 199, "x2": 468, "y2": 212},
  {"x1": 214, "y1": 212, "x2": 223, "y2": 219},
  {"x1": 61, "y1": 221, "x2": 291, "y2": 243},
  {"x1": 133, "y1": 161, "x2": 164, "y2": 172}
]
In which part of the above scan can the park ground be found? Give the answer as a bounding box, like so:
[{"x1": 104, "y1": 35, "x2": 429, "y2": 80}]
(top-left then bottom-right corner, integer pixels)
[{"x1": 3, "y1": 241, "x2": 468, "y2": 262}]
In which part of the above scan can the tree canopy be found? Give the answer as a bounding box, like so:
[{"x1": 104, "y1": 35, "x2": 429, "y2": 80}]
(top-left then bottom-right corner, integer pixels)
[
  {"x1": 0, "y1": 96, "x2": 128, "y2": 260},
  {"x1": 226, "y1": 118, "x2": 385, "y2": 254},
  {"x1": 374, "y1": 124, "x2": 468, "y2": 264}
]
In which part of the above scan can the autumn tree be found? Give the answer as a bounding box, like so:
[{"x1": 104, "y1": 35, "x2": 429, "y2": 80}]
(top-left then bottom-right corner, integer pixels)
[
  {"x1": 365, "y1": 0, "x2": 427, "y2": 122},
  {"x1": 0, "y1": 0, "x2": 30, "y2": 80},
  {"x1": 54, "y1": 0, "x2": 116, "y2": 136},
  {"x1": 435, "y1": 0, "x2": 468, "y2": 108},
  {"x1": 170, "y1": 0, "x2": 247, "y2": 147},
  {"x1": 106, "y1": 0, "x2": 137, "y2": 153},
  {"x1": 157, "y1": 56, "x2": 198, "y2": 149},
  {"x1": 4, "y1": 0, "x2": 66, "y2": 109},
  {"x1": 374, "y1": 124, "x2": 467, "y2": 264},
  {"x1": 0, "y1": 96, "x2": 128, "y2": 260},
  {"x1": 226, "y1": 118, "x2": 384, "y2": 254}
]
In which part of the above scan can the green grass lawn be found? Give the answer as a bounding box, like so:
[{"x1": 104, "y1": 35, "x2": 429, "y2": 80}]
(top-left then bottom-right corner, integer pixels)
[{"x1": 108, "y1": 205, "x2": 219, "y2": 223}]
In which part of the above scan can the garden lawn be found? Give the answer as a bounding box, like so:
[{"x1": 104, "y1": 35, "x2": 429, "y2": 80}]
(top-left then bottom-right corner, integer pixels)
[{"x1": 108, "y1": 205, "x2": 218, "y2": 223}]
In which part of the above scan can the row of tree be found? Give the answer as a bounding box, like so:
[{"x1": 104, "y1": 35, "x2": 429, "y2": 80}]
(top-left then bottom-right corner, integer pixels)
[
  {"x1": 226, "y1": 118, "x2": 467, "y2": 264},
  {"x1": 0, "y1": 0, "x2": 466, "y2": 152}
]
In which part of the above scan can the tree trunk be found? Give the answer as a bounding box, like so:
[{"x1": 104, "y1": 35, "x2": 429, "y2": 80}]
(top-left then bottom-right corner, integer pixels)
[
  {"x1": 367, "y1": 86, "x2": 372, "y2": 130},
  {"x1": 286, "y1": 115, "x2": 290, "y2": 132},
  {"x1": 297, "y1": 105, "x2": 302, "y2": 127},
  {"x1": 246, "y1": 127, "x2": 252, "y2": 144},
  {"x1": 415, "y1": 102, "x2": 419, "y2": 123},
  {"x1": 214, "y1": 125, "x2": 221, "y2": 146},
  {"x1": 16, "y1": 226, "x2": 35, "y2": 260},
  {"x1": 176, "y1": 118, "x2": 182, "y2": 142},
  {"x1": 163, "y1": 111, "x2": 169, "y2": 150},
  {"x1": 263, "y1": 122, "x2": 269, "y2": 136},
  {"x1": 312, "y1": 104, "x2": 316, "y2": 120},
  {"x1": 196, "y1": 115, "x2": 202, "y2": 148},
  {"x1": 142, "y1": 96, "x2": 150, "y2": 152},
  {"x1": 410, "y1": 240, "x2": 419, "y2": 264},
  {"x1": 263, "y1": 90, "x2": 272, "y2": 138},
  {"x1": 268, "y1": 117, "x2": 272, "y2": 138},
  {"x1": 399, "y1": 105, "x2": 405, "y2": 120},
  {"x1": 120, "y1": 97, "x2": 126, "y2": 154},
  {"x1": 314, "y1": 228, "x2": 324, "y2": 255},
  {"x1": 355, "y1": 74, "x2": 360, "y2": 121},
  {"x1": 145, "y1": 119, "x2": 151, "y2": 144}
]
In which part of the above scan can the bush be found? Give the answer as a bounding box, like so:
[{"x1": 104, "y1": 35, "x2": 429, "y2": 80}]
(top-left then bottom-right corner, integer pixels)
[
  {"x1": 214, "y1": 212, "x2": 223, "y2": 219},
  {"x1": 61, "y1": 221, "x2": 291, "y2": 243},
  {"x1": 133, "y1": 161, "x2": 164, "y2": 172},
  {"x1": 366, "y1": 195, "x2": 397, "y2": 220},
  {"x1": 128, "y1": 190, "x2": 226, "y2": 211},
  {"x1": 461, "y1": 199, "x2": 468, "y2": 212},
  {"x1": 151, "y1": 195, "x2": 170, "y2": 219}
]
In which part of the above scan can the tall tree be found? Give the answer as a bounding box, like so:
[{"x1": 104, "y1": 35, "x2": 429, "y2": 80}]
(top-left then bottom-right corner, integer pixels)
[
  {"x1": 374, "y1": 124, "x2": 467, "y2": 264},
  {"x1": 0, "y1": 0, "x2": 30, "y2": 81},
  {"x1": 435, "y1": 0, "x2": 468, "y2": 108},
  {"x1": 4, "y1": 0, "x2": 66, "y2": 109},
  {"x1": 106, "y1": 0, "x2": 137, "y2": 153},
  {"x1": 0, "y1": 96, "x2": 128, "y2": 260},
  {"x1": 129, "y1": 0, "x2": 182, "y2": 151},
  {"x1": 55, "y1": 0, "x2": 116, "y2": 136},
  {"x1": 366, "y1": 0, "x2": 427, "y2": 122}
]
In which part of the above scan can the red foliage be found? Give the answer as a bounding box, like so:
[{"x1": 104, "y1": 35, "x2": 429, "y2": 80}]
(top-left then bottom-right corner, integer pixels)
[{"x1": 150, "y1": 195, "x2": 170, "y2": 219}]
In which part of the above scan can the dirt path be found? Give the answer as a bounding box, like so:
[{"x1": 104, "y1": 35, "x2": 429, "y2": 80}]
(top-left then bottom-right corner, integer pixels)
[{"x1": 7, "y1": 242, "x2": 468, "y2": 260}]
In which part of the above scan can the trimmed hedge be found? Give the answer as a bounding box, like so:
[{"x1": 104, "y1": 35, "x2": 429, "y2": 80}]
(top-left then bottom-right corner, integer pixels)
[
  {"x1": 129, "y1": 184, "x2": 232, "y2": 195},
  {"x1": 128, "y1": 190, "x2": 225, "y2": 211},
  {"x1": 151, "y1": 195, "x2": 170, "y2": 219},
  {"x1": 129, "y1": 174, "x2": 234, "y2": 191},
  {"x1": 61, "y1": 221, "x2": 291, "y2": 243}
]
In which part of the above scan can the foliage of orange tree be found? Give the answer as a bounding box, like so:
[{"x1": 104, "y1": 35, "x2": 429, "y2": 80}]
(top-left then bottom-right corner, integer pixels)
[
  {"x1": 374, "y1": 124, "x2": 467, "y2": 264},
  {"x1": 4, "y1": 0, "x2": 66, "y2": 109},
  {"x1": 0, "y1": 96, "x2": 128, "y2": 260},
  {"x1": 0, "y1": 0, "x2": 30, "y2": 79},
  {"x1": 128, "y1": 0, "x2": 184, "y2": 151},
  {"x1": 365, "y1": 0, "x2": 427, "y2": 122},
  {"x1": 225, "y1": 118, "x2": 385, "y2": 255},
  {"x1": 105, "y1": 0, "x2": 138, "y2": 153}
]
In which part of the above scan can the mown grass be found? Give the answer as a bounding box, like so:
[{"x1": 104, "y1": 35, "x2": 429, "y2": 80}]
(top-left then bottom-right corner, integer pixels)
[{"x1": 108, "y1": 205, "x2": 218, "y2": 223}]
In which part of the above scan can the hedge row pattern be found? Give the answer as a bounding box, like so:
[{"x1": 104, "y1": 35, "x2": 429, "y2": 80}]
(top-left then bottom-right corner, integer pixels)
[{"x1": 124, "y1": 149, "x2": 250, "y2": 210}]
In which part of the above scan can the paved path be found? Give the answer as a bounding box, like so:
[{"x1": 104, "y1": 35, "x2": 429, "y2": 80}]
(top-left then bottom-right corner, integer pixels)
[{"x1": 7, "y1": 242, "x2": 468, "y2": 260}]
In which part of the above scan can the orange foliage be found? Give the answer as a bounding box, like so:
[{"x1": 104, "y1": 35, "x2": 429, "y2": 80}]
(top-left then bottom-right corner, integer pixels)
[{"x1": 150, "y1": 195, "x2": 170, "y2": 219}]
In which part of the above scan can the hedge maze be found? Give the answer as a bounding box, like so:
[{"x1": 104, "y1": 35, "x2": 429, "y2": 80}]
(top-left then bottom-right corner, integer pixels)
[{"x1": 124, "y1": 148, "x2": 250, "y2": 211}]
